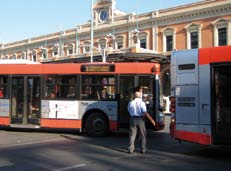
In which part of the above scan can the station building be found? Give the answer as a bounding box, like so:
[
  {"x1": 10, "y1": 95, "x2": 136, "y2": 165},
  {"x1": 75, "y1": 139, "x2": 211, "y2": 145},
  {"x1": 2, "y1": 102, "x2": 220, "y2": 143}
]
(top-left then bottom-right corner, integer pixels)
[{"x1": 0, "y1": 0, "x2": 230, "y2": 96}]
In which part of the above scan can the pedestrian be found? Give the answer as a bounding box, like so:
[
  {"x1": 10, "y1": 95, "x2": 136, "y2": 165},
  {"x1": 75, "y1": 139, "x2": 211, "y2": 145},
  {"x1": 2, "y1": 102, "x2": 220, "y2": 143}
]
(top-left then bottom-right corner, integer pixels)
[{"x1": 127, "y1": 91, "x2": 155, "y2": 154}]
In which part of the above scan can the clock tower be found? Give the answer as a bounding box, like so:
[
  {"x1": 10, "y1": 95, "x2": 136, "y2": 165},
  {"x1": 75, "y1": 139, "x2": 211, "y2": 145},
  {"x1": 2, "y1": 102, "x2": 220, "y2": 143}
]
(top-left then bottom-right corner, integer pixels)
[{"x1": 93, "y1": 0, "x2": 116, "y2": 25}]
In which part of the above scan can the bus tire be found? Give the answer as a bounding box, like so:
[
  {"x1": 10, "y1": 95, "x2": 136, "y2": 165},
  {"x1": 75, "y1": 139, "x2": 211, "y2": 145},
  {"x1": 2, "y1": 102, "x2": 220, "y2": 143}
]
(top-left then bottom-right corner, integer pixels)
[{"x1": 85, "y1": 112, "x2": 109, "y2": 137}]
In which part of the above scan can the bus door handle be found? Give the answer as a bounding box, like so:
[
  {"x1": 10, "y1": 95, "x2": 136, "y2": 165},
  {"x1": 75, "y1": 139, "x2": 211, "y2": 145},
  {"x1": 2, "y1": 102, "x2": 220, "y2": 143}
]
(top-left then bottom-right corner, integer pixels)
[{"x1": 202, "y1": 104, "x2": 209, "y2": 111}]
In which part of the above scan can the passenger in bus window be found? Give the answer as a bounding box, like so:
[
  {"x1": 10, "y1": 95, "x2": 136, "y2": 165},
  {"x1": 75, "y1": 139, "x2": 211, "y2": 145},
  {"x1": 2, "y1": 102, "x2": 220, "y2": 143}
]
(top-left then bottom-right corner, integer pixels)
[
  {"x1": 67, "y1": 86, "x2": 76, "y2": 98},
  {"x1": 100, "y1": 86, "x2": 109, "y2": 100},
  {"x1": 50, "y1": 92, "x2": 57, "y2": 99},
  {"x1": 0, "y1": 87, "x2": 4, "y2": 98}
]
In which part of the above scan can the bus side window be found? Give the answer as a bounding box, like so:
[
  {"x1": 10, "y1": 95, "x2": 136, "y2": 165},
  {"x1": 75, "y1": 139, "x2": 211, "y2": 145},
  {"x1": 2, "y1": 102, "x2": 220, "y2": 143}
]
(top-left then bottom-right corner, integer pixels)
[
  {"x1": 0, "y1": 87, "x2": 4, "y2": 98},
  {"x1": 44, "y1": 75, "x2": 76, "y2": 99},
  {"x1": 0, "y1": 76, "x2": 9, "y2": 99},
  {"x1": 81, "y1": 75, "x2": 115, "y2": 100}
]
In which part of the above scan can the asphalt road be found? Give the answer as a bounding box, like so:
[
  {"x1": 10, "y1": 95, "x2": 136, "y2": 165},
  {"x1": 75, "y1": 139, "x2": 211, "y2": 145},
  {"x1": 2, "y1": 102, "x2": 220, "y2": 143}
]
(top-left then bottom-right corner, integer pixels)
[{"x1": 0, "y1": 116, "x2": 231, "y2": 171}]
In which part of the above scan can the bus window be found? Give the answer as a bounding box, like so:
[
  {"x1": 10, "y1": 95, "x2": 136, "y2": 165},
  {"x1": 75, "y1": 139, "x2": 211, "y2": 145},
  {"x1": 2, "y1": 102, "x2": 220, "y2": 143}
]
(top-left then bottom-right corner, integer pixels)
[
  {"x1": 0, "y1": 76, "x2": 9, "y2": 99},
  {"x1": 138, "y1": 76, "x2": 153, "y2": 105},
  {"x1": 119, "y1": 76, "x2": 134, "y2": 127},
  {"x1": 27, "y1": 77, "x2": 41, "y2": 122},
  {"x1": 81, "y1": 75, "x2": 115, "y2": 100},
  {"x1": 44, "y1": 75, "x2": 77, "y2": 99}
]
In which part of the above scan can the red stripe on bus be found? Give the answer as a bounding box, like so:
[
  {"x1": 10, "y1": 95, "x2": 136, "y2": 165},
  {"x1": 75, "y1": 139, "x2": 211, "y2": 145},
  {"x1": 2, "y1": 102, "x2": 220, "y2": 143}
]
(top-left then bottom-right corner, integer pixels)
[
  {"x1": 0, "y1": 117, "x2": 10, "y2": 126},
  {"x1": 115, "y1": 63, "x2": 159, "y2": 74},
  {"x1": 41, "y1": 119, "x2": 118, "y2": 131},
  {"x1": 0, "y1": 63, "x2": 159, "y2": 75},
  {"x1": 41, "y1": 119, "x2": 82, "y2": 129},
  {"x1": 175, "y1": 130, "x2": 211, "y2": 145},
  {"x1": 199, "y1": 46, "x2": 231, "y2": 65}
]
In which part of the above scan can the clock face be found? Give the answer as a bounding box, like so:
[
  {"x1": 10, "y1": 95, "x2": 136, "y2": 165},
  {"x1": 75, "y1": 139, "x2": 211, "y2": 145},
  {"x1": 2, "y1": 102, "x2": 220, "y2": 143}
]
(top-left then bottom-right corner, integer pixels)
[{"x1": 99, "y1": 10, "x2": 108, "y2": 21}]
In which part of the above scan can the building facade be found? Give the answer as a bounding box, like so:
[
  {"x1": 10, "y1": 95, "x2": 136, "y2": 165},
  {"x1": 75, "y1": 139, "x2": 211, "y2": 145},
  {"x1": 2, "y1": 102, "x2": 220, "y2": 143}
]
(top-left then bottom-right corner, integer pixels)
[{"x1": 0, "y1": 0, "x2": 230, "y2": 95}]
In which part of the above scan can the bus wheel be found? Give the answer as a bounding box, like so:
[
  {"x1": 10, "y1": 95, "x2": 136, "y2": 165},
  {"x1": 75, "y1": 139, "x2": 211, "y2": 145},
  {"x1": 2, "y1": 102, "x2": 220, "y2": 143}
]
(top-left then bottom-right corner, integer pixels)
[{"x1": 85, "y1": 112, "x2": 109, "y2": 137}]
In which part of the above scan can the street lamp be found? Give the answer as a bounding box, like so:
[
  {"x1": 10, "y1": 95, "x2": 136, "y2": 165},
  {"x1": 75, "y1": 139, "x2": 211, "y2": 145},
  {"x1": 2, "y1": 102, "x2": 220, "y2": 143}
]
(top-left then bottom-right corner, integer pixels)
[
  {"x1": 107, "y1": 33, "x2": 115, "y2": 48},
  {"x1": 75, "y1": 27, "x2": 79, "y2": 55},
  {"x1": 132, "y1": 29, "x2": 140, "y2": 45},
  {"x1": 132, "y1": 29, "x2": 140, "y2": 35},
  {"x1": 107, "y1": 33, "x2": 114, "y2": 39}
]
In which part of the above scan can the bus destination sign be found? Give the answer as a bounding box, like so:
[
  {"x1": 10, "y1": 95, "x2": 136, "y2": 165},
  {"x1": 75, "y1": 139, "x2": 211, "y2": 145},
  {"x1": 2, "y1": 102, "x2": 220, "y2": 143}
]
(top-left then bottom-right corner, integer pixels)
[{"x1": 81, "y1": 64, "x2": 115, "y2": 72}]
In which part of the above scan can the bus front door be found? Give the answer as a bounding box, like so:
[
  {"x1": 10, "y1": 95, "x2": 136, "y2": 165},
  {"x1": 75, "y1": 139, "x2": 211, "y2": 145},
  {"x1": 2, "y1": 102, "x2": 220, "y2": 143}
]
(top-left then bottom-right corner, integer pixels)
[
  {"x1": 118, "y1": 75, "x2": 155, "y2": 129},
  {"x1": 11, "y1": 77, "x2": 41, "y2": 126},
  {"x1": 213, "y1": 66, "x2": 231, "y2": 144},
  {"x1": 119, "y1": 76, "x2": 134, "y2": 129}
]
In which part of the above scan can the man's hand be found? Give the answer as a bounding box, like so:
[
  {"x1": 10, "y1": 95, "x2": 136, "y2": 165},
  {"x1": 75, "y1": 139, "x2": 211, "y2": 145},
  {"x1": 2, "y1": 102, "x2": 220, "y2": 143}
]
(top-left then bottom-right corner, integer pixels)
[{"x1": 144, "y1": 112, "x2": 156, "y2": 127}]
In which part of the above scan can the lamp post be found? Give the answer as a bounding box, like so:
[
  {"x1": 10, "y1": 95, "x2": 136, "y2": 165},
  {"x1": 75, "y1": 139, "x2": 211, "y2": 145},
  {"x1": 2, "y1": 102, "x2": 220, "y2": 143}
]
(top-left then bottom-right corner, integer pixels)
[
  {"x1": 59, "y1": 31, "x2": 62, "y2": 56},
  {"x1": 76, "y1": 27, "x2": 79, "y2": 55},
  {"x1": 59, "y1": 31, "x2": 66, "y2": 56},
  {"x1": 133, "y1": 1, "x2": 140, "y2": 46},
  {"x1": 90, "y1": 0, "x2": 94, "y2": 63}
]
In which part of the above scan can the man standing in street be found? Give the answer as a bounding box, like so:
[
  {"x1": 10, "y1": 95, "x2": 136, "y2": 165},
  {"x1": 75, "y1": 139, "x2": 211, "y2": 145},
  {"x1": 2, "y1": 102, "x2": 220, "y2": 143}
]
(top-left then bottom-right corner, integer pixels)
[{"x1": 127, "y1": 91, "x2": 155, "y2": 154}]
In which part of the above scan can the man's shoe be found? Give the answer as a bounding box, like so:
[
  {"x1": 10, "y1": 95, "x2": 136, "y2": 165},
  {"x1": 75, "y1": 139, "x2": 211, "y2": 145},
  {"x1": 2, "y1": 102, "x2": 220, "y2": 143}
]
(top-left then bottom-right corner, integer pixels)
[
  {"x1": 141, "y1": 150, "x2": 146, "y2": 154},
  {"x1": 128, "y1": 150, "x2": 134, "y2": 154}
]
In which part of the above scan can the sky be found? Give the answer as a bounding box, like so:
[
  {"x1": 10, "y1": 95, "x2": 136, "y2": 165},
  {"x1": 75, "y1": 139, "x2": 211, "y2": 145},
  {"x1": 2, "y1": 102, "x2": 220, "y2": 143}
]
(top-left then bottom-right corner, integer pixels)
[{"x1": 0, "y1": 0, "x2": 200, "y2": 43}]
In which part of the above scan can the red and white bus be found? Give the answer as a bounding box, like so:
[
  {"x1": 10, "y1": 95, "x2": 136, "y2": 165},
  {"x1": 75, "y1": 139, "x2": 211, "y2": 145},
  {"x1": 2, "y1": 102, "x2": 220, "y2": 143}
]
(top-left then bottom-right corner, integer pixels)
[
  {"x1": 170, "y1": 45, "x2": 231, "y2": 145},
  {"x1": 0, "y1": 61, "x2": 164, "y2": 136}
]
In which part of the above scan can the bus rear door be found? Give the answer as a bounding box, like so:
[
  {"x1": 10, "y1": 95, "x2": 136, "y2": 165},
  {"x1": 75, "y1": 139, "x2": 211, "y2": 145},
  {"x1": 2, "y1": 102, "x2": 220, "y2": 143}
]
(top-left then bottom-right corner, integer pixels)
[
  {"x1": 11, "y1": 76, "x2": 41, "y2": 127},
  {"x1": 212, "y1": 65, "x2": 231, "y2": 144}
]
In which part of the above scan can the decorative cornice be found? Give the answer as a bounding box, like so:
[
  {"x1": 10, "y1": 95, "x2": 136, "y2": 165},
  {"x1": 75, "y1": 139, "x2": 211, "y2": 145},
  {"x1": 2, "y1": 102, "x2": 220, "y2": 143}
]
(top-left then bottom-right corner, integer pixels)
[{"x1": 153, "y1": 3, "x2": 231, "y2": 26}]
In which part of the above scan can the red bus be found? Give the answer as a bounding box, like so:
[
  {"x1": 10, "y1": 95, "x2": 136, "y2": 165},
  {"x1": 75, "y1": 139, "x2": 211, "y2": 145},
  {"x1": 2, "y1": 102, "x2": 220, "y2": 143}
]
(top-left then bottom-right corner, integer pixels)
[
  {"x1": 170, "y1": 45, "x2": 231, "y2": 145},
  {"x1": 0, "y1": 61, "x2": 164, "y2": 136}
]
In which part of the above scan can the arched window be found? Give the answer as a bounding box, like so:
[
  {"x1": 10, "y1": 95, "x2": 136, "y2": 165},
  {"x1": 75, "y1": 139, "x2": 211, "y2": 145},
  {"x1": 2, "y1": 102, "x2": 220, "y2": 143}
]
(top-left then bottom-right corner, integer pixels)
[
  {"x1": 12, "y1": 53, "x2": 17, "y2": 59},
  {"x1": 212, "y1": 18, "x2": 231, "y2": 46},
  {"x1": 185, "y1": 23, "x2": 202, "y2": 49},
  {"x1": 98, "y1": 39, "x2": 107, "y2": 50},
  {"x1": 138, "y1": 32, "x2": 148, "y2": 49},
  {"x1": 53, "y1": 46, "x2": 59, "y2": 57},
  {"x1": 115, "y1": 36, "x2": 124, "y2": 49},
  {"x1": 162, "y1": 28, "x2": 176, "y2": 52},
  {"x1": 41, "y1": 48, "x2": 48, "y2": 59},
  {"x1": 21, "y1": 52, "x2": 26, "y2": 59},
  {"x1": 66, "y1": 44, "x2": 74, "y2": 55},
  {"x1": 32, "y1": 50, "x2": 37, "y2": 62},
  {"x1": 83, "y1": 41, "x2": 90, "y2": 53}
]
